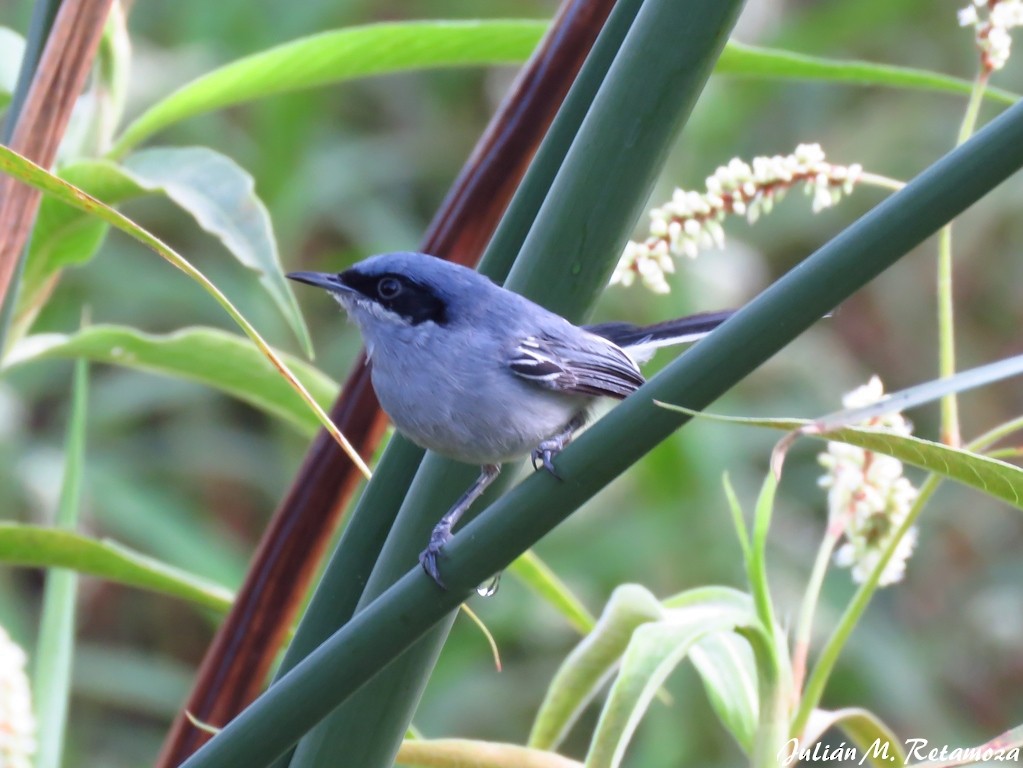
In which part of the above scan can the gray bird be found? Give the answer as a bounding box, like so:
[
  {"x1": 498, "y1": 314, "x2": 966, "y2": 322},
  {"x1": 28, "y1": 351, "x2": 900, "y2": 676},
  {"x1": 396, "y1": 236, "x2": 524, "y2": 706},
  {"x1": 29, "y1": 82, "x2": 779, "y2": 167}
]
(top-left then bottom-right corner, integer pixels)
[{"x1": 288, "y1": 251, "x2": 731, "y2": 586}]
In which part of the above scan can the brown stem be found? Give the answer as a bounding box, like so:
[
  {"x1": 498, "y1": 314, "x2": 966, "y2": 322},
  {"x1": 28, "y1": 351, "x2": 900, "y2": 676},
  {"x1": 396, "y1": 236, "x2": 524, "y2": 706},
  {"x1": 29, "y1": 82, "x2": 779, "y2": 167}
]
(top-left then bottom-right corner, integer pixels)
[
  {"x1": 155, "y1": 0, "x2": 615, "y2": 764},
  {"x1": 0, "y1": 0, "x2": 115, "y2": 307}
]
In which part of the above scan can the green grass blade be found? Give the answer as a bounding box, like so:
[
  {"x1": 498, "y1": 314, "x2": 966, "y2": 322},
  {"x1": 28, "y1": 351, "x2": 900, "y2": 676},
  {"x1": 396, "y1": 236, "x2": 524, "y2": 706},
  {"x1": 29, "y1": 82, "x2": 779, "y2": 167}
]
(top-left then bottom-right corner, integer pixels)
[
  {"x1": 717, "y1": 41, "x2": 1018, "y2": 105},
  {"x1": 0, "y1": 524, "x2": 233, "y2": 612},
  {"x1": 4, "y1": 324, "x2": 338, "y2": 435},
  {"x1": 110, "y1": 20, "x2": 548, "y2": 156},
  {"x1": 508, "y1": 550, "x2": 595, "y2": 635},
  {"x1": 32, "y1": 360, "x2": 88, "y2": 768}
]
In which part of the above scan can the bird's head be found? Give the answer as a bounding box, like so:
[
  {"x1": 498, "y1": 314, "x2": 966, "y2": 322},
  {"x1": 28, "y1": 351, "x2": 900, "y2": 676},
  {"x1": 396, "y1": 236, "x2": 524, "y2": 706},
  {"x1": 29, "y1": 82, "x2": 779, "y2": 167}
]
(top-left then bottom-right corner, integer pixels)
[{"x1": 287, "y1": 251, "x2": 486, "y2": 331}]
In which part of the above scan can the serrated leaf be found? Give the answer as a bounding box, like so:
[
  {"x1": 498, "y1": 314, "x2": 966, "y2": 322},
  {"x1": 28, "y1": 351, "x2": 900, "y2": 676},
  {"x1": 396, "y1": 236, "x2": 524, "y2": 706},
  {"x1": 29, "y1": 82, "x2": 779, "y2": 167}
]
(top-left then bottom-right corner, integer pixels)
[
  {"x1": 120, "y1": 146, "x2": 312, "y2": 355},
  {"x1": 801, "y1": 707, "x2": 907, "y2": 767},
  {"x1": 110, "y1": 20, "x2": 549, "y2": 155},
  {"x1": 0, "y1": 27, "x2": 25, "y2": 112},
  {"x1": 529, "y1": 585, "x2": 664, "y2": 751},
  {"x1": 717, "y1": 41, "x2": 1018, "y2": 105},
  {"x1": 509, "y1": 550, "x2": 596, "y2": 635},
  {"x1": 584, "y1": 596, "x2": 759, "y2": 768},
  {"x1": 0, "y1": 523, "x2": 233, "y2": 612},
  {"x1": 3, "y1": 324, "x2": 338, "y2": 434}
]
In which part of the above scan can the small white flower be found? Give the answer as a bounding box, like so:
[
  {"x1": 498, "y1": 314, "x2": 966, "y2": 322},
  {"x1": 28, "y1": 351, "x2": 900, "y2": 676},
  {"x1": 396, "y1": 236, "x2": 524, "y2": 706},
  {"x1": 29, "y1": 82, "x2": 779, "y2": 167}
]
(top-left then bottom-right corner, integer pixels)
[
  {"x1": 613, "y1": 143, "x2": 866, "y2": 291},
  {"x1": 959, "y1": 0, "x2": 1023, "y2": 71},
  {"x1": 0, "y1": 626, "x2": 36, "y2": 768},
  {"x1": 819, "y1": 376, "x2": 919, "y2": 587}
]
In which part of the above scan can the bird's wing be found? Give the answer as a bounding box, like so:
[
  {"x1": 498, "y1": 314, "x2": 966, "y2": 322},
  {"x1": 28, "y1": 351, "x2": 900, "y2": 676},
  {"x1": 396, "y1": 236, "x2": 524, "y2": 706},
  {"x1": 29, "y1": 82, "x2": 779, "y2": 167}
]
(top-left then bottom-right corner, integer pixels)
[
  {"x1": 507, "y1": 332, "x2": 644, "y2": 400},
  {"x1": 584, "y1": 309, "x2": 734, "y2": 363}
]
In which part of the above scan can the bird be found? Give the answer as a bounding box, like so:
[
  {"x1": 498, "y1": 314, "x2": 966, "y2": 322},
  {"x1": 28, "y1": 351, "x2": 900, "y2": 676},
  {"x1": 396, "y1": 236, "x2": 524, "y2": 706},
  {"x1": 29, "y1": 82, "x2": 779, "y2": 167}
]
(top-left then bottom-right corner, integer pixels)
[{"x1": 288, "y1": 251, "x2": 732, "y2": 587}]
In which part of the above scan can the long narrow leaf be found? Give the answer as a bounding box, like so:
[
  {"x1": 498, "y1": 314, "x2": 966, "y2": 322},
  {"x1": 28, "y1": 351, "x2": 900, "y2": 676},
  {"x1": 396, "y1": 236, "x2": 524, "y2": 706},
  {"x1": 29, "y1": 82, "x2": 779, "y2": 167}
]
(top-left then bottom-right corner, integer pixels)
[
  {"x1": 110, "y1": 21, "x2": 549, "y2": 156},
  {"x1": 32, "y1": 360, "x2": 88, "y2": 768},
  {"x1": 717, "y1": 41, "x2": 1018, "y2": 105},
  {"x1": 529, "y1": 585, "x2": 664, "y2": 751},
  {"x1": 4, "y1": 325, "x2": 338, "y2": 434},
  {"x1": 508, "y1": 550, "x2": 596, "y2": 635},
  {"x1": 0, "y1": 524, "x2": 233, "y2": 612}
]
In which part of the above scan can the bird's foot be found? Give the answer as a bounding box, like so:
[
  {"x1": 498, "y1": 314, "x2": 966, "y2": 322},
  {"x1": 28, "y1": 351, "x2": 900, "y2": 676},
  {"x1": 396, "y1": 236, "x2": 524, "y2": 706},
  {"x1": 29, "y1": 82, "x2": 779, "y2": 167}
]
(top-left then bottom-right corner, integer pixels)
[
  {"x1": 419, "y1": 521, "x2": 453, "y2": 589},
  {"x1": 531, "y1": 437, "x2": 565, "y2": 479}
]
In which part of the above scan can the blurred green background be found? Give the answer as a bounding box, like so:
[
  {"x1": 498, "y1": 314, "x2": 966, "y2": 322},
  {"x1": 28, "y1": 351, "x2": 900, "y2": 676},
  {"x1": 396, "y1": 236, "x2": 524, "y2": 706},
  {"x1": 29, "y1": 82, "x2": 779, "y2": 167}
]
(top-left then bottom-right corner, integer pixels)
[{"x1": 2, "y1": 0, "x2": 1023, "y2": 765}]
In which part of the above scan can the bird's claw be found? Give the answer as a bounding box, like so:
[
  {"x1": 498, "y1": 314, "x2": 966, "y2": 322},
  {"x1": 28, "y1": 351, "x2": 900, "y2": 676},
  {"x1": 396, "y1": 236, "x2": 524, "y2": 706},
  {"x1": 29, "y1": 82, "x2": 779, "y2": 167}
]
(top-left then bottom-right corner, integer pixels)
[
  {"x1": 530, "y1": 446, "x2": 562, "y2": 479},
  {"x1": 419, "y1": 522, "x2": 452, "y2": 589}
]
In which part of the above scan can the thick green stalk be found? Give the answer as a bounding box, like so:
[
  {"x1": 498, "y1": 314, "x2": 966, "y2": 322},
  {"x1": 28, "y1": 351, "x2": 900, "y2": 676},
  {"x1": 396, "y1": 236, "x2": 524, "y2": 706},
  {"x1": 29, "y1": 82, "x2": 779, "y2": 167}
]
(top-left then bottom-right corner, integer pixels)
[
  {"x1": 287, "y1": 1, "x2": 743, "y2": 766},
  {"x1": 270, "y1": 4, "x2": 643, "y2": 768},
  {"x1": 182, "y1": 93, "x2": 1023, "y2": 768}
]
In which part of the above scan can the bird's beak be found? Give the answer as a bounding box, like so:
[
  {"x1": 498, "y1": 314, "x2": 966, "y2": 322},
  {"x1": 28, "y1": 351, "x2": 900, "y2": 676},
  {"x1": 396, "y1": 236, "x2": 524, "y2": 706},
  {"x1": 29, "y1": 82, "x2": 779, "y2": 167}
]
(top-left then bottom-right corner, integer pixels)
[{"x1": 286, "y1": 271, "x2": 352, "y2": 293}]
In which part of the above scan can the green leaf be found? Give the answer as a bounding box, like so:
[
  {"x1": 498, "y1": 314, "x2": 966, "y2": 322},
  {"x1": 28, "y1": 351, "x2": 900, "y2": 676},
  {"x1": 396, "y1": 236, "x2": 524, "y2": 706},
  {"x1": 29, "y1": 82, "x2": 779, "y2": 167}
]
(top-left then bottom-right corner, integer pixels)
[
  {"x1": 0, "y1": 523, "x2": 233, "y2": 612},
  {"x1": 528, "y1": 585, "x2": 664, "y2": 751},
  {"x1": 3, "y1": 325, "x2": 338, "y2": 434},
  {"x1": 33, "y1": 361, "x2": 88, "y2": 768},
  {"x1": 688, "y1": 632, "x2": 758, "y2": 752},
  {"x1": 662, "y1": 587, "x2": 762, "y2": 751},
  {"x1": 584, "y1": 594, "x2": 758, "y2": 768},
  {"x1": 110, "y1": 20, "x2": 549, "y2": 155},
  {"x1": 801, "y1": 707, "x2": 907, "y2": 767},
  {"x1": 0, "y1": 142, "x2": 369, "y2": 476},
  {"x1": 109, "y1": 18, "x2": 1020, "y2": 158},
  {"x1": 120, "y1": 146, "x2": 312, "y2": 355},
  {"x1": 659, "y1": 403, "x2": 1023, "y2": 512},
  {"x1": 717, "y1": 41, "x2": 1018, "y2": 106},
  {"x1": 508, "y1": 550, "x2": 596, "y2": 635},
  {"x1": 13, "y1": 159, "x2": 142, "y2": 341},
  {"x1": 0, "y1": 27, "x2": 25, "y2": 112}
]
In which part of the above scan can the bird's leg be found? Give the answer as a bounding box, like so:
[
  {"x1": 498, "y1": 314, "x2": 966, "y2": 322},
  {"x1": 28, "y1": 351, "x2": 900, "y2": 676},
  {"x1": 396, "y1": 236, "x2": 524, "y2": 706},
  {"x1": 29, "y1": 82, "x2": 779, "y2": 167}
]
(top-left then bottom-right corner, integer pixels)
[
  {"x1": 420, "y1": 463, "x2": 502, "y2": 588},
  {"x1": 531, "y1": 413, "x2": 586, "y2": 478}
]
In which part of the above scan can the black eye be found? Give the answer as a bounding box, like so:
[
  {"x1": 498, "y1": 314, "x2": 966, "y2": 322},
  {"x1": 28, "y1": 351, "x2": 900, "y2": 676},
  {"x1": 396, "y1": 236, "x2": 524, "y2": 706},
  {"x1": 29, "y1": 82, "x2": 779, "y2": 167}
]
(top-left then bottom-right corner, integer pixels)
[{"x1": 377, "y1": 277, "x2": 402, "y2": 299}]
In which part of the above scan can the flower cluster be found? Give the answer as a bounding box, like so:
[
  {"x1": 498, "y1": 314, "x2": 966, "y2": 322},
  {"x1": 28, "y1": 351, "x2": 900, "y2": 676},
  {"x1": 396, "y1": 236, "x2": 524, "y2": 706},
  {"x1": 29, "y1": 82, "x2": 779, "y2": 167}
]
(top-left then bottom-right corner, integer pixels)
[
  {"x1": 612, "y1": 144, "x2": 863, "y2": 293},
  {"x1": 959, "y1": 0, "x2": 1023, "y2": 72},
  {"x1": 0, "y1": 625, "x2": 35, "y2": 768},
  {"x1": 818, "y1": 377, "x2": 920, "y2": 587}
]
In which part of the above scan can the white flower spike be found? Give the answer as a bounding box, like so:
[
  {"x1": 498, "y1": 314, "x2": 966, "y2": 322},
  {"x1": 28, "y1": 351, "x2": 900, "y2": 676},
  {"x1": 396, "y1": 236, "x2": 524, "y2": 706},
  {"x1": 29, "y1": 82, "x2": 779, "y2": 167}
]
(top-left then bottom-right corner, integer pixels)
[
  {"x1": 613, "y1": 144, "x2": 863, "y2": 293},
  {"x1": 818, "y1": 376, "x2": 920, "y2": 587}
]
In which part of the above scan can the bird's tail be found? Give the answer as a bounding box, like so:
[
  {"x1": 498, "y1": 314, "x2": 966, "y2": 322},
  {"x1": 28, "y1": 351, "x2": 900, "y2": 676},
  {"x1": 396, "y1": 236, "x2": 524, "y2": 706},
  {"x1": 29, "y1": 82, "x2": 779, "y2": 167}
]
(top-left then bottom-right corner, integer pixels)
[{"x1": 584, "y1": 309, "x2": 734, "y2": 363}]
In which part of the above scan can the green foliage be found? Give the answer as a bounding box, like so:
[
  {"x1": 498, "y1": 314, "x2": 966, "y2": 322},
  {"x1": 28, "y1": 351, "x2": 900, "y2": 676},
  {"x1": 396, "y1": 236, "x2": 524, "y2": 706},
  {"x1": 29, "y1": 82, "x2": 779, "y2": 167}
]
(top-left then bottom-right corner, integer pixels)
[
  {"x1": 0, "y1": 524, "x2": 233, "y2": 611},
  {"x1": 4, "y1": 325, "x2": 336, "y2": 434}
]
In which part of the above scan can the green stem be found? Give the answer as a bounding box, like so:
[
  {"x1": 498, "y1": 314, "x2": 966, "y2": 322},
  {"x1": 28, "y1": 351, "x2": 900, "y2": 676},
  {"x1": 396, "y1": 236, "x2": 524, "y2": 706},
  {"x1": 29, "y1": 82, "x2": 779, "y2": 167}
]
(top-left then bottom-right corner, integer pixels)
[
  {"x1": 857, "y1": 171, "x2": 905, "y2": 192},
  {"x1": 937, "y1": 72, "x2": 989, "y2": 447}
]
